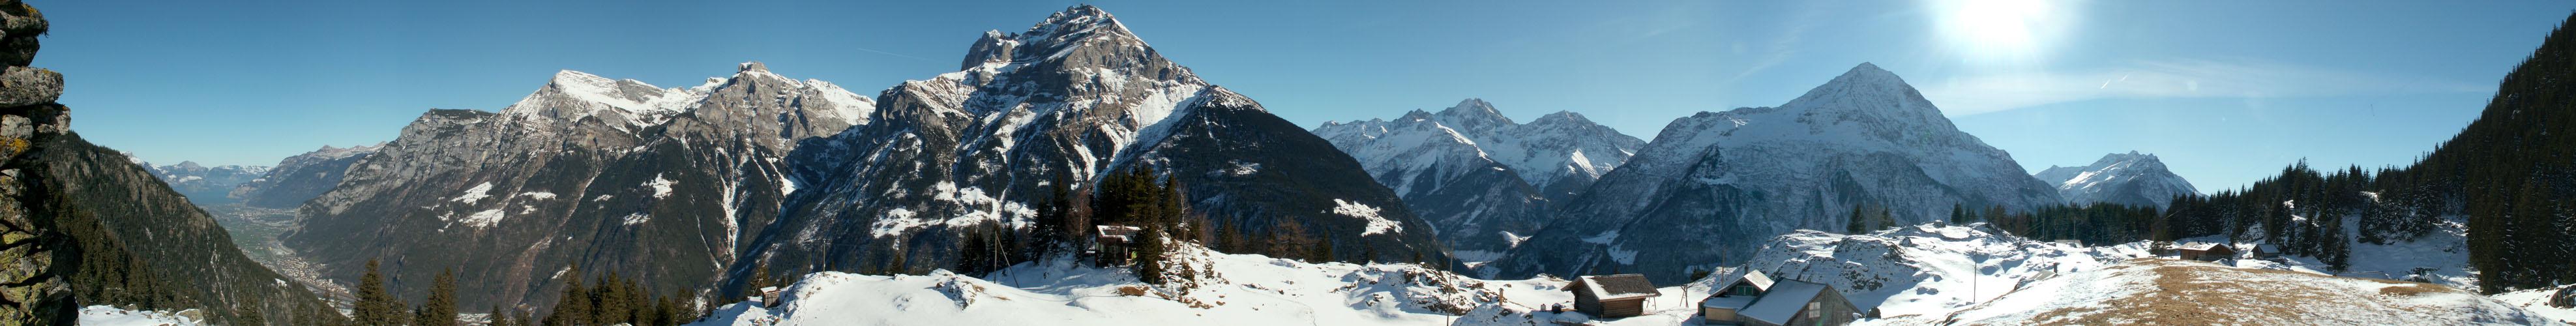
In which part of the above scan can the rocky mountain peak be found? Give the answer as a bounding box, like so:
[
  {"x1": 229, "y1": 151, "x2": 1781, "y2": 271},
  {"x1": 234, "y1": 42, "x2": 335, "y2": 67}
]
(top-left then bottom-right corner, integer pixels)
[
  {"x1": 1529, "y1": 110, "x2": 1593, "y2": 126},
  {"x1": 1434, "y1": 98, "x2": 1513, "y2": 132}
]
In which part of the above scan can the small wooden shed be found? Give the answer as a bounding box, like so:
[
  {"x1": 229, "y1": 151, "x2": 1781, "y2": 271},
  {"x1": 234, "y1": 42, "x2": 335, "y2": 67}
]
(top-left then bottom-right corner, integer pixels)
[
  {"x1": 2252, "y1": 244, "x2": 2281, "y2": 259},
  {"x1": 1569, "y1": 274, "x2": 1661, "y2": 318},
  {"x1": 1091, "y1": 226, "x2": 1144, "y2": 266},
  {"x1": 2176, "y1": 243, "x2": 2236, "y2": 261},
  {"x1": 759, "y1": 286, "x2": 782, "y2": 308}
]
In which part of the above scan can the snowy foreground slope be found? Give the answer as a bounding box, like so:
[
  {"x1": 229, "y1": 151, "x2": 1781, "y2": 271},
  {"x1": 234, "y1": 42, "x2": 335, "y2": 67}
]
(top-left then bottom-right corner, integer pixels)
[
  {"x1": 692, "y1": 245, "x2": 1575, "y2": 326},
  {"x1": 1914, "y1": 259, "x2": 2545, "y2": 325},
  {"x1": 692, "y1": 226, "x2": 2556, "y2": 325},
  {"x1": 1738, "y1": 224, "x2": 2157, "y2": 318}
]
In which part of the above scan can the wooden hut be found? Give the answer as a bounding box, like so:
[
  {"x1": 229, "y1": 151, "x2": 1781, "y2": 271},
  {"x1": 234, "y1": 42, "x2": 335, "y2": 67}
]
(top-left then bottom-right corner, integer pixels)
[
  {"x1": 2176, "y1": 243, "x2": 2236, "y2": 261},
  {"x1": 2252, "y1": 244, "x2": 2281, "y2": 259},
  {"x1": 759, "y1": 286, "x2": 782, "y2": 308},
  {"x1": 1569, "y1": 274, "x2": 1661, "y2": 318},
  {"x1": 1091, "y1": 226, "x2": 1144, "y2": 266}
]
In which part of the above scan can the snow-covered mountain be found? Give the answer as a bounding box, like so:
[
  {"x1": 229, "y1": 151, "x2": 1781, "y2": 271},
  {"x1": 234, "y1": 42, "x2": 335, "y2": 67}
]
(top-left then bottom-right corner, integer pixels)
[
  {"x1": 135, "y1": 160, "x2": 268, "y2": 205},
  {"x1": 226, "y1": 143, "x2": 379, "y2": 209},
  {"x1": 1487, "y1": 63, "x2": 2063, "y2": 284},
  {"x1": 284, "y1": 61, "x2": 874, "y2": 310},
  {"x1": 732, "y1": 5, "x2": 1445, "y2": 291},
  {"x1": 2032, "y1": 151, "x2": 2199, "y2": 209},
  {"x1": 1309, "y1": 99, "x2": 1644, "y2": 261}
]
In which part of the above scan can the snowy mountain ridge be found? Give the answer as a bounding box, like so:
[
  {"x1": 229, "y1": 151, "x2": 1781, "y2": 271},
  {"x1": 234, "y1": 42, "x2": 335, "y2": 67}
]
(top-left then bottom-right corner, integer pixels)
[
  {"x1": 286, "y1": 59, "x2": 876, "y2": 310},
  {"x1": 228, "y1": 143, "x2": 382, "y2": 208},
  {"x1": 136, "y1": 159, "x2": 269, "y2": 205},
  {"x1": 2032, "y1": 151, "x2": 2200, "y2": 208},
  {"x1": 1310, "y1": 99, "x2": 1644, "y2": 259},
  {"x1": 1488, "y1": 63, "x2": 2064, "y2": 284}
]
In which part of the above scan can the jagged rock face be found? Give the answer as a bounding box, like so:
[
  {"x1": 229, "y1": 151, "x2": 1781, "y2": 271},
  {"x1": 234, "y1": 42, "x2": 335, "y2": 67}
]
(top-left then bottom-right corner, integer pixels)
[
  {"x1": 227, "y1": 143, "x2": 380, "y2": 209},
  {"x1": 137, "y1": 160, "x2": 267, "y2": 205},
  {"x1": 733, "y1": 5, "x2": 1445, "y2": 288},
  {"x1": 0, "y1": 1, "x2": 338, "y2": 324},
  {"x1": 1489, "y1": 63, "x2": 2063, "y2": 284},
  {"x1": 2033, "y1": 151, "x2": 2200, "y2": 209},
  {"x1": 1309, "y1": 99, "x2": 1644, "y2": 261},
  {"x1": 283, "y1": 63, "x2": 872, "y2": 309}
]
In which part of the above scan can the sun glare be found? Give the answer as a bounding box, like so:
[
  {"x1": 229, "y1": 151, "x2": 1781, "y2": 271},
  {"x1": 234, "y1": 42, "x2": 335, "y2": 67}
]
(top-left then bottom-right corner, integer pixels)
[{"x1": 1935, "y1": 0, "x2": 2067, "y2": 64}]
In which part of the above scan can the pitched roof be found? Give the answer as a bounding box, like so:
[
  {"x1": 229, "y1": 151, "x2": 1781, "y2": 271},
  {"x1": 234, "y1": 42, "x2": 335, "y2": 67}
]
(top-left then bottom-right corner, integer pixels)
[
  {"x1": 1702, "y1": 295, "x2": 1758, "y2": 310},
  {"x1": 1741, "y1": 279, "x2": 1833, "y2": 325},
  {"x1": 1717, "y1": 270, "x2": 1776, "y2": 291},
  {"x1": 1575, "y1": 274, "x2": 1661, "y2": 301},
  {"x1": 1095, "y1": 225, "x2": 1142, "y2": 241}
]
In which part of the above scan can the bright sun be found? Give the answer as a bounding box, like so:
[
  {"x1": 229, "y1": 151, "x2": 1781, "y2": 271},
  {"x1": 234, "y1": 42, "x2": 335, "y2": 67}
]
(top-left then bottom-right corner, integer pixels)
[{"x1": 1934, "y1": 0, "x2": 2065, "y2": 63}]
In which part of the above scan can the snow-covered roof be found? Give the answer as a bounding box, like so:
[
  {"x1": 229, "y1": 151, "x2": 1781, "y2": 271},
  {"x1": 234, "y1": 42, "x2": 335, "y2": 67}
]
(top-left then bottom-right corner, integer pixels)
[
  {"x1": 1721, "y1": 270, "x2": 1776, "y2": 291},
  {"x1": 1702, "y1": 295, "x2": 1758, "y2": 310},
  {"x1": 1095, "y1": 226, "x2": 1142, "y2": 242},
  {"x1": 1574, "y1": 274, "x2": 1660, "y2": 301},
  {"x1": 2177, "y1": 243, "x2": 2228, "y2": 252},
  {"x1": 1741, "y1": 279, "x2": 1833, "y2": 325}
]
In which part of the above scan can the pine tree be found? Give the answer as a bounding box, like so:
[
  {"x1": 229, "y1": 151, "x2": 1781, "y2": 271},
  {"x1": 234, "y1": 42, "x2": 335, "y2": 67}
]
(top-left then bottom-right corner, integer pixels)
[
  {"x1": 237, "y1": 307, "x2": 266, "y2": 326},
  {"x1": 595, "y1": 272, "x2": 629, "y2": 325},
  {"x1": 1949, "y1": 203, "x2": 1967, "y2": 225},
  {"x1": 1846, "y1": 203, "x2": 1869, "y2": 234},
  {"x1": 415, "y1": 269, "x2": 458, "y2": 326},
  {"x1": 747, "y1": 263, "x2": 772, "y2": 295},
  {"x1": 488, "y1": 305, "x2": 513, "y2": 326},
  {"x1": 353, "y1": 259, "x2": 409, "y2": 326},
  {"x1": 545, "y1": 265, "x2": 590, "y2": 326},
  {"x1": 1135, "y1": 223, "x2": 1168, "y2": 284}
]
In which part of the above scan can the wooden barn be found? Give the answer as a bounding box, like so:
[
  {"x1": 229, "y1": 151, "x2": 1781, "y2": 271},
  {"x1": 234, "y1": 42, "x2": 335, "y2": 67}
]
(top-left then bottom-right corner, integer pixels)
[
  {"x1": 1091, "y1": 226, "x2": 1144, "y2": 266},
  {"x1": 2176, "y1": 243, "x2": 2236, "y2": 261},
  {"x1": 1569, "y1": 274, "x2": 1661, "y2": 318},
  {"x1": 1700, "y1": 271, "x2": 1861, "y2": 326},
  {"x1": 2253, "y1": 244, "x2": 2281, "y2": 259}
]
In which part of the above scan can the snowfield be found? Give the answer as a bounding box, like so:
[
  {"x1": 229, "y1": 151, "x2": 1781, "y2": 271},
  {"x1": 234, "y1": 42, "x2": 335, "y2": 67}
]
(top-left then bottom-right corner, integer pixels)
[
  {"x1": 2493, "y1": 288, "x2": 2576, "y2": 323},
  {"x1": 78, "y1": 306, "x2": 199, "y2": 325},
  {"x1": 690, "y1": 245, "x2": 1606, "y2": 326}
]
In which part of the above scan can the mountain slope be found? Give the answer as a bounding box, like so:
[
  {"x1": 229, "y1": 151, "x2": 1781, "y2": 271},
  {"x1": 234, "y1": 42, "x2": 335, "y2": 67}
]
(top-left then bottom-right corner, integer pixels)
[
  {"x1": 1488, "y1": 63, "x2": 2063, "y2": 284},
  {"x1": 136, "y1": 160, "x2": 266, "y2": 205},
  {"x1": 732, "y1": 5, "x2": 1446, "y2": 289},
  {"x1": 283, "y1": 62, "x2": 873, "y2": 310},
  {"x1": 1310, "y1": 99, "x2": 1643, "y2": 260},
  {"x1": 0, "y1": 3, "x2": 340, "y2": 323},
  {"x1": 2032, "y1": 151, "x2": 2198, "y2": 209},
  {"x1": 227, "y1": 143, "x2": 379, "y2": 209}
]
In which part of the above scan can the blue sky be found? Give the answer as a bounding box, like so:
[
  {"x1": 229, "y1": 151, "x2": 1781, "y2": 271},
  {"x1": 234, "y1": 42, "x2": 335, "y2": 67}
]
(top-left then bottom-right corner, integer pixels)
[{"x1": 37, "y1": 0, "x2": 2574, "y2": 192}]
